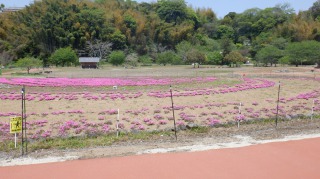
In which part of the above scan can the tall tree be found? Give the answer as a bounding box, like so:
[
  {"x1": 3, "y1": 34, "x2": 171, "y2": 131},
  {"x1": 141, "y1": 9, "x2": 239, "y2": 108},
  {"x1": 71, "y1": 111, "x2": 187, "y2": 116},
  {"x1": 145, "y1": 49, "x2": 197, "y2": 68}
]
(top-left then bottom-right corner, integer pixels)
[
  {"x1": 309, "y1": 0, "x2": 320, "y2": 20},
  {"x1": 256, "y1": 45, "x2": 283, "y2": 66},
  {"x1": 276, "y1": 12, "x2": 320, "y2": 42},
  {"x1": 224, "y1": 51, "x2": 246, "y2": 67},
  {"x1": 0, "y1": 4, "x2": 4, "y2": 11},
  {"x1": 110, "y1": 30, "x2": 127, "y2": 50},
  {"x1": 176, "y1": 41, "x2": 192, "y2": 62},
  {"x1": 285, "y1": 40, "x2": 320, "y2": 67},
  {"x1": 185, "y1": 48, "x2": 206, "y2": 68},
  {"x1": 157, "y1": 0, "x2": 188, "y2": 24},
  {"x1": 220, "y1": 37, "x2": 236, "y2": 64}
]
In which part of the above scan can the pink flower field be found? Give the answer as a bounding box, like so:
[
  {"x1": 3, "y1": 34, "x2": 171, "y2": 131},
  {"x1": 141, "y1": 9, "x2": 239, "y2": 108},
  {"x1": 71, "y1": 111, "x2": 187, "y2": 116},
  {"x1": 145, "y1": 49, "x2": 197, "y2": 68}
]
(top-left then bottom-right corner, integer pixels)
[
  {"x1": 0, "y1": 77, "x2": 217, "y2": 87},
  {"x1": 1, "y1": 67, "x2": 320, "y2": 142}
]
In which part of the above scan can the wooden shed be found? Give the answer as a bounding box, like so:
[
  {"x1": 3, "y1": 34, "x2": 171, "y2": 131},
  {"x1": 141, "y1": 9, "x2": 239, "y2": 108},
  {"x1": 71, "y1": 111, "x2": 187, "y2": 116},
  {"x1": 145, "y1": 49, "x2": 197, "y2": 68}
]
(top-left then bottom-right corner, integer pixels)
[{"x1": 79, "y1": 57, "x2": 100, "y2": 69}]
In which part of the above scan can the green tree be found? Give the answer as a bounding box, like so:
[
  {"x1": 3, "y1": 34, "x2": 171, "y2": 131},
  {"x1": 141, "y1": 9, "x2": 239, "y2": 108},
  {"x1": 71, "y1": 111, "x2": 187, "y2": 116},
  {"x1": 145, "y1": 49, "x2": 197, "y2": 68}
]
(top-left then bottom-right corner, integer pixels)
[
  {"x1": 185, "y1": 48, "x2": 206, "y2": 68},
  {"x1": 206, "y1": 51, "x2": 223, "y2": 65},
  {"x1": 216, "y1": 25, "x2": 235, "y2": 40},
  {"x1": 176, "y1": 41, "x2": 192, "y2": 62},
  {"x1": 157, "y1": 0, "x2": 188, "y2": 24},
  {"x1": 278, "y1": 56, "x2": 290, "y2": 66},
  {"x1": 236, "y1": 5, "x2": 293, "y2": 41},
  {"x1": 49, "y1": 47, "x2": 78, "y2": 67},
  {"x1": 285, "y1": 40, "x2": 320, "y2": 67},
  {"x1": 276, "y1": 13, "x2": 320, "y2": 42},
  {"x1": 309, "y1": 0, "x2": 320, "y2": 20},
  {"x1": 0, "y1": 4, "x2": 4, "y2": 11},
  {"x1": 15, "y1": 57, "x2": 42, "y2": 74},
  {"x1": 224, "y1": 51, "x2": 246, "y2": 67},
  {"x1": 110, "y1": 30, "x2": 127, "y2": 50},
  {"x1": 256, "y1": 45, "x2": 283, "y2": 66},
  {"x1": 156, "y1": 51, "x2": 179, "y2": 66},
  {"x1": 124, "y1": 14, "x2": 137, "y2": 34},
  {"x1": 220, "y1": 37, "x2": 236, "y2": 64},
  {"x1": 109, "y1": 51, "x2": 125, "y2": 66},
  {"x1": 139, "y1": 55, "x2": 153, "y2": 66}
]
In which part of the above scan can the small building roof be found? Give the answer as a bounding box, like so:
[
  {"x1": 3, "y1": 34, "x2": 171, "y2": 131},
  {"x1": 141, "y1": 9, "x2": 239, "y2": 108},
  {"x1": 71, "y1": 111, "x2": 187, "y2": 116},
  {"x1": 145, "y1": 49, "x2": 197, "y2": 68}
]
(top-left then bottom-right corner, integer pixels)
[{"x1": 79, "y1": 57, "x2": 100, "y2": 63}]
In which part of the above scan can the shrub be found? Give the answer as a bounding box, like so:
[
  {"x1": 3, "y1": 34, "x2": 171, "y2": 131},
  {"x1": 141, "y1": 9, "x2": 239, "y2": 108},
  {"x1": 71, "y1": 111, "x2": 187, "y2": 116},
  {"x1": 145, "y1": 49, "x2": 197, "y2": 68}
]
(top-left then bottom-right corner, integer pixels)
[
  {"x1": 49, "y1": 47, "x2": 78, "y2": 67},
  {"x1": 109, "y1": 51, "x2": 125, "y2": 66}
]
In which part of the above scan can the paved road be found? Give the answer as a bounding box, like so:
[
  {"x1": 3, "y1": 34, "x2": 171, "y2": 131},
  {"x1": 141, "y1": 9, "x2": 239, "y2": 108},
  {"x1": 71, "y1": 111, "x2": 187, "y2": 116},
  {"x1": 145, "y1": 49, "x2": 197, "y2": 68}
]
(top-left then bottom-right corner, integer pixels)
[{"x1": 1, "y1": 137, "x2": 320, "y2": 179}]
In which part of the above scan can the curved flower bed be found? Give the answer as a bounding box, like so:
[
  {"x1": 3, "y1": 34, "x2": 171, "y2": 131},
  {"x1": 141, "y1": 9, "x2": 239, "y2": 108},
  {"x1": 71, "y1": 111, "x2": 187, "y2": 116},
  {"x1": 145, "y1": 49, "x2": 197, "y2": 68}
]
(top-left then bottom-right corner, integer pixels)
[
  {"x1": 0, "y1": 77, "x2": 217, "y2": 87},
  {"x1": 0, "y1": 78, "x2": 275, "y2": 101},
  {"x1": 148, "y1": 78, "x2": 275, "y2": 98}
]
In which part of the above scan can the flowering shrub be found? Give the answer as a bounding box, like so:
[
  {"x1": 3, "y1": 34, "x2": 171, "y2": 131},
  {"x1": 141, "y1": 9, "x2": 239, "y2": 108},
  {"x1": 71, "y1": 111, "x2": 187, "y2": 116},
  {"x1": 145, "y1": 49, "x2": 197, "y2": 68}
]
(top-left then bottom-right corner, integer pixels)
[
  {"x1": 41, "y1": 130, "x2": 52, "y2": 138},
  {"x1": 154, "y1": 114, "x2": 164, "y2": 120},
  {"x1": 179, "y1": 112, "x2": 195, "y2": 122},
  {"x1": 143, "y1": 118, "x2": 156, "y2": 126},
  {"x1": 158, "y1": 120, "x2": 167, "y2": 125},
  {"x1": 98, "y1": 116, "x2": 105, "y2": 120},
  {"x1": 102, "y1": 124, "x2": 110, "y2": 133},
  {"x1": 130, "y1": 120, "x2": 145, "y2": 130},
  {"x1": 154, "y1": 109, "x2": 161, "y2": 114},
  {"x1": 234, "y1": 115, "x2": 246, "y2": 122},
  {"x1": 206, "y1": 118, "x2": 221, "y2": 126},
  {"x1": 176, "y1": 121, "x2": 185, "y2": 126}
]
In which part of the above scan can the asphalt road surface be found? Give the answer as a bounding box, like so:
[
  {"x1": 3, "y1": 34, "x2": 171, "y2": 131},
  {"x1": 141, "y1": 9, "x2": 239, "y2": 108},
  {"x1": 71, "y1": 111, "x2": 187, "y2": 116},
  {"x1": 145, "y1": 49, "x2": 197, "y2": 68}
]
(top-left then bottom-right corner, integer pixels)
[{"x1": 1, "y1": 137, "x2": 320, "y2": 179}]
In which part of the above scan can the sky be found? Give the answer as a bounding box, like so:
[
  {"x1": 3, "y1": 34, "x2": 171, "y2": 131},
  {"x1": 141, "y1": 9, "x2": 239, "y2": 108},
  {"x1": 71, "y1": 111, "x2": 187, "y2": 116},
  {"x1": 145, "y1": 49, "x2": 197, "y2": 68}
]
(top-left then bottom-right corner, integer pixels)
[{"x1": 0, "y1": 0, "x2": 317, "y2": 18}]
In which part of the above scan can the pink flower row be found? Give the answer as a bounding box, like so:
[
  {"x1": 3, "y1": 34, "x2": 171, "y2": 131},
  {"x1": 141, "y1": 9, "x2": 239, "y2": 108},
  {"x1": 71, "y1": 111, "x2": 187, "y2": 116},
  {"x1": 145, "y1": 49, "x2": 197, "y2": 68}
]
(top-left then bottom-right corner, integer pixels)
[
  {"x1": 0, "y1": 91, "x2": 144, "y2": 101},
  {"x1": 148, "y1": 78, "x2": 275, "y2": 98},
  {"x1": 0, "y1": 77, "x2": 217, "y2": 87}
]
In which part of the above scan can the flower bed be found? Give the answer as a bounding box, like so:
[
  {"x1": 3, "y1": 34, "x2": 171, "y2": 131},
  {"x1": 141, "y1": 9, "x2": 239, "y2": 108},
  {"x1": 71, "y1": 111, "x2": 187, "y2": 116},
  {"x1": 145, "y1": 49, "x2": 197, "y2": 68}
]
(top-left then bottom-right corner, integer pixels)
[{"x1": 0, "y1": 77, "x2": 217, "y2": 87}]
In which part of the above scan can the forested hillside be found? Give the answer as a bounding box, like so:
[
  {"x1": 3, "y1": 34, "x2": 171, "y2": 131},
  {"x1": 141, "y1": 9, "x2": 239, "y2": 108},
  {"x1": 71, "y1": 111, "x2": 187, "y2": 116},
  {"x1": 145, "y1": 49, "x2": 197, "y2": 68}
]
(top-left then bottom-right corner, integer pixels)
[{"x1": 1, "y1": 0, "x2": 320, "y2": 67}]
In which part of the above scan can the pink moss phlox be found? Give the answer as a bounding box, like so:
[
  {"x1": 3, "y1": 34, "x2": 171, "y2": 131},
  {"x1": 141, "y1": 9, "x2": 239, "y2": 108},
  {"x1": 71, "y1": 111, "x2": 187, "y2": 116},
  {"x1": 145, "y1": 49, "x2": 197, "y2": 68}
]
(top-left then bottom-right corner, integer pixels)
[
  {"x1": 206, "y1": 118, "x2": 220, "y2": 126},
  {"x1": 234, "y1": 114, "x2": 246, "y2": 121}
]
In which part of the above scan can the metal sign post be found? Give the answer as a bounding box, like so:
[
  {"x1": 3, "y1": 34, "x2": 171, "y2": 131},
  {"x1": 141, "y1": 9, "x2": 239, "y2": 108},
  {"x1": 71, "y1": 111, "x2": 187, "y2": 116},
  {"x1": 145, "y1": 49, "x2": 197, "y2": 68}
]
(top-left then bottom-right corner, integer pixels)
[
  {"x1": 117, "y1": 109, "x2": 120, "y2": 137},
  {"x1": 21, "y1": 86, "x2": 27, "y2": 156},
  {"x1": 311, "y1": 100, "x2": 315, "y2": 120},
  {"x1": 237, "y1": 102, "x2": 242, "y2": 128},
  {"x1": 275, "y1": 81, "x2": 281, "y2": 127},
  {"x1": 170, "y1": 85, "x2": 177, "y2": 141}
]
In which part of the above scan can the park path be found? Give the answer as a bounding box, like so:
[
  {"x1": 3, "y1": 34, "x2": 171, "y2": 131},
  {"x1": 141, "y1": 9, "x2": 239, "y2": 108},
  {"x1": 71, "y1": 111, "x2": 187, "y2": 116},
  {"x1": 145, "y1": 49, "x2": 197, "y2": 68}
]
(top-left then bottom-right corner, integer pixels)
[{"x1": 1, "y1": 137, "x2": 320, "y2": 179}]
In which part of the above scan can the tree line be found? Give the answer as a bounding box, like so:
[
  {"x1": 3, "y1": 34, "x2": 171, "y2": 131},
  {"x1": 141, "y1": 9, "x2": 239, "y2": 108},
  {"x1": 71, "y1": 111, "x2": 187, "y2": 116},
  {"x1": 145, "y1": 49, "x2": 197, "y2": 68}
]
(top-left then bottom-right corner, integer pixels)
[{"x1": 1, "y1": 0, "x2": 320, "y2": 68}]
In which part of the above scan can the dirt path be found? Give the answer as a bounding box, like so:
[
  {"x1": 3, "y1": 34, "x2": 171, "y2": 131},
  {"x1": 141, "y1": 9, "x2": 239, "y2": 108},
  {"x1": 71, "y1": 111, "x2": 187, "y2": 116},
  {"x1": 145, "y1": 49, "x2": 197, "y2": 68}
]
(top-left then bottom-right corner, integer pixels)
[{"x1": 1, "y1": 137, "x2": 320, "y2": 179}]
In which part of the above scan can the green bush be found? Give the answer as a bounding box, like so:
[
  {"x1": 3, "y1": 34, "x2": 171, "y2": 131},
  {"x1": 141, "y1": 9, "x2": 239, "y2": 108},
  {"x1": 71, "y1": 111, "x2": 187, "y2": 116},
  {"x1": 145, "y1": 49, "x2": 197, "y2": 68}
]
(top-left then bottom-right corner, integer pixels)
[
  {"x1": 156, "y1": 51, "x2": 180, "y2": 66},
  {"x1": 139, "y1": 55, "x2": 153, "y2": 66},
  {"x1": 109, "y1": 51, "x2": 125, "y2": 66},
  {"x1": 49, "y1": 47, "x2": 78, "y2": 67}
]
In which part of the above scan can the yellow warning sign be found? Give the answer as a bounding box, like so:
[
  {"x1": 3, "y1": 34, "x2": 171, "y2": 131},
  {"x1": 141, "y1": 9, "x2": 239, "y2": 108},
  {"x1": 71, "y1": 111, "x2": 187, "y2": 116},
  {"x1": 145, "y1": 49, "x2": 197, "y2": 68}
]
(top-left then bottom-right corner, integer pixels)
[{"x1": 10, "y1": 117, "x2": 22, "y2": 133}]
